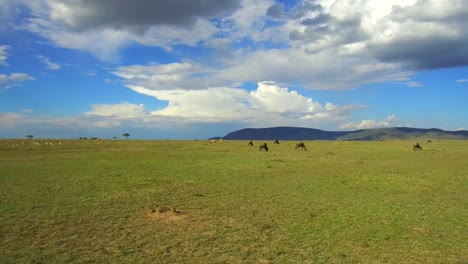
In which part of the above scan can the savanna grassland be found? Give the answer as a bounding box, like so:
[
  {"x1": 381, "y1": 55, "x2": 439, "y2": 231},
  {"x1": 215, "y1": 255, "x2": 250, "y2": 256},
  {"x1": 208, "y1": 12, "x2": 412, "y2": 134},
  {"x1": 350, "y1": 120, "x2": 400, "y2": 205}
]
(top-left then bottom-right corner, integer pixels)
[{"x1": 1, "y1": 139, "x2": 467, "y2": 263}]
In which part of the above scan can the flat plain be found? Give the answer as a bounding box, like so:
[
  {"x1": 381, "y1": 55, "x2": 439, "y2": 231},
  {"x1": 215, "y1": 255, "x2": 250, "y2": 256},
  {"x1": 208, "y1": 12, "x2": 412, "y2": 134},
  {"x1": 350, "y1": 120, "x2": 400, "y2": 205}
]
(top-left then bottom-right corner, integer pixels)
[{"x1": 1, "y1": 139, "x2": 467, "y2": 263}]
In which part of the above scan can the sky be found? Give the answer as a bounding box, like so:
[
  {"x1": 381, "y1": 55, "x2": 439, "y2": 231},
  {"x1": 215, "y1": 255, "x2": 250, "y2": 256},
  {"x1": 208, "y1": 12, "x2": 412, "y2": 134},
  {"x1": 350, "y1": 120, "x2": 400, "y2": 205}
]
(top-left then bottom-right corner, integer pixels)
[{"x1": 0, "y1": 0, "x2": 467, "y2": 139}]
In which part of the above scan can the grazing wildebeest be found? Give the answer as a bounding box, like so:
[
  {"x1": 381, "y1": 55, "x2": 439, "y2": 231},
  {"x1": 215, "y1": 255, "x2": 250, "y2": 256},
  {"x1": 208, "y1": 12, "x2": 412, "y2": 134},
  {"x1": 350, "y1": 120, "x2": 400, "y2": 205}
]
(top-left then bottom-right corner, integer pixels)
[
  {"x1": 259, "y1": 143, "x2": 269, "y2": 152},
  {"x1": 248, "y1": 140, "x2": 253, "y2": 146},
  {"x1": 274, "y1": 140, "x2": 279, "y2": 144},
  {"x1": 427, "y1": 139, "x2": 432, "y2": 143},
  {"x1": 413, "y1": 143, "x2": 422, "y2": 151},
  {"x1": 295, "y1": 142, "x2": 307, "y2": 150}
]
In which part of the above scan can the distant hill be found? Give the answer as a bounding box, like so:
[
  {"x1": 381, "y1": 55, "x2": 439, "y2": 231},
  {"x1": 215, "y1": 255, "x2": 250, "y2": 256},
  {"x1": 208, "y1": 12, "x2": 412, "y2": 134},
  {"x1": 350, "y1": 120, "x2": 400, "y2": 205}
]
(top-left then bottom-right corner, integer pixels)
[{"x1": 220, "y1": 126, "x2": 468, "y2": 141}]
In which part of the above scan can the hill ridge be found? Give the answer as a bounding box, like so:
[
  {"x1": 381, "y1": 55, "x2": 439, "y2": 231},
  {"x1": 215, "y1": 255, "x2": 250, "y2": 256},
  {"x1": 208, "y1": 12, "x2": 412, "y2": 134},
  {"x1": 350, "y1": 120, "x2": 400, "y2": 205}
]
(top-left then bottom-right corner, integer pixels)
[{"x1": 219, "y1": 126, "x2": 468, "y2": 141}]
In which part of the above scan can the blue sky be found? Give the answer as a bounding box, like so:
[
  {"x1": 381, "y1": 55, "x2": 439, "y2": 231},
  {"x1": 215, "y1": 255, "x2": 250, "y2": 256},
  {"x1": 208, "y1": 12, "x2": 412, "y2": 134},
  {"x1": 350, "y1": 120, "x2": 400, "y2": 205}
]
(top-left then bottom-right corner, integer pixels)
[{"x1": 0, "y1": 0, "x2": 467, "y2": 139}]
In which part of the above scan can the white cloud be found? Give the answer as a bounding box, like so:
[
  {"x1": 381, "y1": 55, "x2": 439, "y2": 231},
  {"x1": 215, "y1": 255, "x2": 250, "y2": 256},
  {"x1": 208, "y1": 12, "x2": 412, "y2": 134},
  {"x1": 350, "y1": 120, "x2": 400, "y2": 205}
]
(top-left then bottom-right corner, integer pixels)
[
  {"x1": 92, "y1": 120, "x2": 122, "y2": 128},
  {"x1": 0, "y1": 80, "x2": 399, "y2": 136},
  {"x1": 7, "y1": 0, "x2": 467, "y2": 89},
  {"x1": 36, "y1": 55, "x2": 61, "y2": 70},
  {"x1": 217, "y1": 48, "x2": 409, "y2": 89},
  {"x1": 456, "y1": 79, "x2": 468, "y2": 83},
  {"x1": 85, "y1": 102, "x2": 148, "y2": 118},
  {"x1": 114, "y1": 62, "x2": 222, "y2": 90},
  {"x1": 0, "y1": 45, "x2": 9, "y2": 66},
  {"x1": 119, "y1": 81, "x2": 364, "y2": 130},
  {"x1": 126, "y1": 85, "x2": 252, "y2": 122},
  {"x1": 407, "y1": 81, "x2": 423, "y2": 87},
  {"x1": 17, "y1": 1, "x2": 234, "y2": 61},
  {"x1": 8, "y1": 73, "x2": 34, "y2": 81},
  {"x1": 25, "y1": 18, "x2": 132, "y2": 62},
  {"x1": 0, "y1": 112, "x2": 26, "y2": 128},
  {"x1": 0, "y1": 73, "x2": 35, "y2": 89},
  {"x1": 249, "y1": 82, "x2": 322, "y2": 114},
  {"x1": 339, "y1": 115, "x2": 402, "y2": 130},
  {"x1": 224, "y1": 0, "x2": 274, "y2": 36}
]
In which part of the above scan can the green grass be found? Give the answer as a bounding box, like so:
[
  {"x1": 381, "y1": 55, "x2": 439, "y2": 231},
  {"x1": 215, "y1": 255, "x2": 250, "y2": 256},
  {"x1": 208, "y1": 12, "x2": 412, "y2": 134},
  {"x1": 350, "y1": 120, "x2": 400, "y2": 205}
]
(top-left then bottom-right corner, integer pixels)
[{"x1": 1, "y1": 139, "x2": 467, "y2": 263}]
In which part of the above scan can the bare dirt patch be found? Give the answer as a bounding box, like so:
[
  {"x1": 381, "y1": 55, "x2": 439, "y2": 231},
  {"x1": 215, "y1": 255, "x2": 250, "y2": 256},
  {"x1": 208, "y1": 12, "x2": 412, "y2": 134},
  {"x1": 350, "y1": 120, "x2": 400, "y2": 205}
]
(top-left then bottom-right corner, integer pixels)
[{"x1": 411, "y1": 226, "x2": 432, "y2": 235}]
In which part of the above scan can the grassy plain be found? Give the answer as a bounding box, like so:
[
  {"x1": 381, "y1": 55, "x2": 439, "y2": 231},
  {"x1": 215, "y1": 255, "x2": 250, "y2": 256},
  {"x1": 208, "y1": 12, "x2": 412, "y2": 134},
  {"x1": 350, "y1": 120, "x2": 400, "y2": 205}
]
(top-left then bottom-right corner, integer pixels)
[{"x1": 0, "y1": 139, "x2": 467, "y2": 263}]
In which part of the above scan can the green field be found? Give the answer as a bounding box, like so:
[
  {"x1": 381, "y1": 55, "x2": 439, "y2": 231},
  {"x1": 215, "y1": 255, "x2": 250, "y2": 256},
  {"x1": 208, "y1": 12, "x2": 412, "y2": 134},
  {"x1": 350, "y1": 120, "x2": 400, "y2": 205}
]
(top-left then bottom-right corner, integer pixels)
[{"x1": 1, "y1": 139, "x2": 467, "y2": 263}]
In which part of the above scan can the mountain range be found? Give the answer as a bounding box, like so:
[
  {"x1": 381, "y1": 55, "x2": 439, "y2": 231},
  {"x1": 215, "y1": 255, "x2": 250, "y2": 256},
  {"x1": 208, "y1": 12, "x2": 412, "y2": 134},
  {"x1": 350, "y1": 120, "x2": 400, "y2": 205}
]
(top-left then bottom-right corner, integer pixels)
[{"x1": 215, "y1": 127, "x2": 468, "y2": 141}]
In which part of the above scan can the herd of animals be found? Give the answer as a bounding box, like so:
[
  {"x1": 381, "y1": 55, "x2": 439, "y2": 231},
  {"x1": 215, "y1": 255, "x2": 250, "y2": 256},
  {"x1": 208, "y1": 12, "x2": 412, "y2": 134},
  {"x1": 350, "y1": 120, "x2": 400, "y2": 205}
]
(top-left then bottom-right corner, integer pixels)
[
  {"x1": 2, "y1": 139, "x2": 430, "y2": 152},
  {"x1": 247, "y1": 140, "x2": 308, "y2": 152},
  {"x1": 232, "y1": 139, "x2": 428, "y2": 152},
  {"x1": 413, "y1": 140, "x2": 433, "y2": 151}
]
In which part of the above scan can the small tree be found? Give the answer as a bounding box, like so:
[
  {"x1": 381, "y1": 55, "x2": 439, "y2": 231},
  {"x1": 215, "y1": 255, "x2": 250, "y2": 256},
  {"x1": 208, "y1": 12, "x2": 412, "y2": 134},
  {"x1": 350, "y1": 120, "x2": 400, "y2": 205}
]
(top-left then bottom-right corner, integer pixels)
[
  {"x1": 123, "y1": 133, "x2": 130, "y2": 140},
  {"x1": 26, "y1": 135, "x2": 34, "y2": 139}
]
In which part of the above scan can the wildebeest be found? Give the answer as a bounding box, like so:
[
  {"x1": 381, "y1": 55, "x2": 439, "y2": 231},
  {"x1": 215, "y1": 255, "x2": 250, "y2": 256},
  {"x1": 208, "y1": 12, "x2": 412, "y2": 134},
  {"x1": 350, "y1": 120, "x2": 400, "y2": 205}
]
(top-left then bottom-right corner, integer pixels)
[
  {"x1": 259, "y1": 143, "x2": 269, "y2": 152},
  {"x1": 248, "y1": 140, "x2": 253, "y2": 146},
  {"x1": 413, "y1": 143, "x2": 422, "y2": 151},
  {"x1": 427, "y1": 139, "x2": 432, "y2": 143},
  {"x1": 295, "y1": 142, "x2": 307, "y2": 150},
  {"x1": 274, "y1": 140, "x2": 279, "y2": 144}
]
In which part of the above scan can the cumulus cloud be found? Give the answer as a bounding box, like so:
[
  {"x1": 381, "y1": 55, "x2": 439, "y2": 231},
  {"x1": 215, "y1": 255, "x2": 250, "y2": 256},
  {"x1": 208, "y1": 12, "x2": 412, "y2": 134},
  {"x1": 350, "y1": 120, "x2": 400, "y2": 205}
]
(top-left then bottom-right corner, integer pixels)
[
  {"x1": 134, "y1": 19, "x2": 218, "y2": 49},
  {"x1": 25, "y1": 19, "x2": 132, "y2": 61},
  {"x1": 255, "y1": 0, "x2": 468, "y2": 87},
  {"x1": 249, "y1": 82, "x2": 322, "y2": 114},
  {"x1": 339, "y1": 115, "x2": 402, "y2": 130},
  {"x1": 6, "y1": 81, "x2": 360, "y2": 132},
  {"x1": 117, "y1": 81, "x2": 364, "y2": 129},
  {"x1": 5, "y1": 0, "x2": 241, "y2": 60},
  {"x1": 47, "y1": 0, "x2": 241, "y2": 32},
  {"x1": 216, "y1": 48, "x2": 410, "y2": 89},
  {"x1": 4, "y1": 0, "x2": 468, "y2": 89},
  {"x1": 366, "y1": 0, "x2": 468, "y2": 70}
]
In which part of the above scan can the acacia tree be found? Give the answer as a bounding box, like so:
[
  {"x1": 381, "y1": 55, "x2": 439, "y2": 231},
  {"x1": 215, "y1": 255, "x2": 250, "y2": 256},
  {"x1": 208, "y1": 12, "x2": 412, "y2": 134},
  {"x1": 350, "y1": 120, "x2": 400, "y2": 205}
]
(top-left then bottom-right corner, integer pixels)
[
  {"x1": 26, "y1": 135, "x2": 34, "y2": 139},
  {"x1": 123, "y1": 133, "x2": 130, "y2": 140}
]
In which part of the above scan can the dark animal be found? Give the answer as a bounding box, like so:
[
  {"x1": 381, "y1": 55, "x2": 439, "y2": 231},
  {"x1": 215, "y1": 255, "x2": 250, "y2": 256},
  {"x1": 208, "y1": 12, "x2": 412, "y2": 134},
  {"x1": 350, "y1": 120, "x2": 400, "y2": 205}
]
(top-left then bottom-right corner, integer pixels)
[
  {"x1": 259, "y1": 143, "x2": 269, "y2": 152},
  {"x1": 413, "y1": 143, "x2": 422, "y2": 151},
  {"x1": 295, "y1": 142, "x2": 307, "y2": 150},
  {"x1": 248, "y1": 140, "x2": 253, "y2": 146},
  {"x1": 274, "y1": 140, "x2": 279, "y2": 144},
  {"x1": 427, "y1": 140, "x2": 432, "y2": 143}
]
